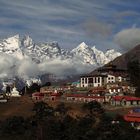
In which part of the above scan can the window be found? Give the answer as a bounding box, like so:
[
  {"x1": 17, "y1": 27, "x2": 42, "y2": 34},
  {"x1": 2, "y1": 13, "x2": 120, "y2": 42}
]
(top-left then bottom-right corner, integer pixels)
[
  {"x1": 88, "y1": 78, "x2": 93, "y2": 83},
  {"x1": 95, "y1": 77, "x2": 97, "y2": 83},
  {"x1": 72, "y1": 98, "x2": 75, "y2": 101},
  {"x1": 102, "y1": 77, "x2": 104, "y2": 83},
  {"x1": 98, "y1": 77, "x2": 100, "y2": 83},
  {"x1": 85, "y1": 78, "x2": 87, "y2": 83}
]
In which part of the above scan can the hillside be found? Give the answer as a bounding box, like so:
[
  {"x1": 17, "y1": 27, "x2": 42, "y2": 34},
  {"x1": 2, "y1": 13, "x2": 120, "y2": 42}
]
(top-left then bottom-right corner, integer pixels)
[{"x1": 108, "y1": 44, "x2": 140, "y2": 69}]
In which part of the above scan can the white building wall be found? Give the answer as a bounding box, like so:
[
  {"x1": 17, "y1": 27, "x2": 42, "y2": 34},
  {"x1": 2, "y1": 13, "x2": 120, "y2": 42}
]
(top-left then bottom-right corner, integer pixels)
[
  {"x1": 80, "y1": 77, "x2": 88, "y2": 87},
  {"x1": 117, "y1": 76, "x2": 122, "y2": 82},
  {"x1": 93, "y1": 77, "x2": 102, "y2": 87},
  {"x1": 81, "y1": 76, "x2": 104, "y2": 87},
  {"x1": 107, "y1": 75, "x2": 116, "y2": 83}
]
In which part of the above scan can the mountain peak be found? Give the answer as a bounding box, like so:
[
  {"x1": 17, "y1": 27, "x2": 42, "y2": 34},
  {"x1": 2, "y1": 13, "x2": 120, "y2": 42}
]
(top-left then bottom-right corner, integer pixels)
[
  {"x1": 22, "y1": 35, "x2": 34, "y2": 47},
  {"x1": 13, "y1": 34, "x2": 20, "y2": 39},
  {"x1": 1, "y1": 34, "x2": 20, "y2": 50},
  {"x1": 6, "y1": 34, "x2": 20, "y2": 41},
  {"x1": 71, "y1": 42, "x2": 89, "y2": 53},
  {"x1": 91, "y1": 45, "x2": 98, "y2": 51},
  {"x1": 0, "y1": 34, "x2": 122, "y2": 79},
  {"x1": 78, "y1": 42, "x2": 88, "y2": 49}
]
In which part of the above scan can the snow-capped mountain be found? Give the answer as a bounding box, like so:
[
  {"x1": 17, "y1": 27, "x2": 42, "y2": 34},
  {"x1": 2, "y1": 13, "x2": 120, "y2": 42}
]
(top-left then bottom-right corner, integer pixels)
[
  {"x1": 0, "y1": 35, "x2": 121, "y2": 79},
  {"x1": 105, "y1": 49, "x2": 121, "y2": 61},
  {"x1": 71, "y1": 42, "x2": 121, "y2": 66},
  {"x1": 0, "y1": 35, "x2": 24, "y2": 59}
]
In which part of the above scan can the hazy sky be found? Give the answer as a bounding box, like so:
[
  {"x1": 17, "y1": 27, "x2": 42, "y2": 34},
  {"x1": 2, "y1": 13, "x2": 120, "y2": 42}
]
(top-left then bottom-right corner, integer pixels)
[{"x1": 0, "y1": 0, "x2": 140, "y2": 51}]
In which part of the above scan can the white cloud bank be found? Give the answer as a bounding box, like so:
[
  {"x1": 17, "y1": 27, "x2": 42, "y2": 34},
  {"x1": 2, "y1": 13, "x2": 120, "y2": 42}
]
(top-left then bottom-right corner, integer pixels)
[
  {"x1": 0, "y1": 53, "x2": 17, "y2": 78},
  {"x1": 0, "y1": 53, "x2": 94, "y2": 80},
  {"x1": 39, "y1": 58, "x2": 93, "y2": 78},
  {"x1": 114, "y1": 28, "x2": 140, "y2": 51}
]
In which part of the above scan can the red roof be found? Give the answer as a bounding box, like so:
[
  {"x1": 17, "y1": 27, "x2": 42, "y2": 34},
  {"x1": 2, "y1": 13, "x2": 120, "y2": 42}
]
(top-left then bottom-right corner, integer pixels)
[
  {"x1": 66, "y1": 94, "x2": 85, "y2": 98},
  {"x1": 112, "y1": 96, "x2": 123, "y2": 101},
  {"x1": 32, "y1": 92, "x2": 44, "y2": 97},
  {"x1": 89, "y1": 87, "x2": 106, "y2": 94},
  {"x1": 112, "y1": 96, "x2": 140, "y2": 101},
  {"x1": 51, "y1": 93, "x2": 61, "y2": 97},
  {"x1": 125, "y1": 96, "x2": 140, "y2": 101},
  {"x1": 124, "y1": 113, "x2": 140, "y2": 122},
  {"x1": 109, "y1": 87, "x2": 122, "y2": 90},
  {"x1": 85, "y1": 96, "x2": 104, "y2": 99}
]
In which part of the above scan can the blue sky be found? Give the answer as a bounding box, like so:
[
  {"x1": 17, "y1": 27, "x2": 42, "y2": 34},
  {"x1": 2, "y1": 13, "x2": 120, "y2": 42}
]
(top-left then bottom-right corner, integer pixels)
[{"x1": 0, "y1": 0, "x2": 140, "y2": 51}]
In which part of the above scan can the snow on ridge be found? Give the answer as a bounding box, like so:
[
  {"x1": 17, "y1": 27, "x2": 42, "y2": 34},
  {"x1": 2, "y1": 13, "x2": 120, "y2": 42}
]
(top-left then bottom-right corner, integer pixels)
[
  {"x1": 0, "y1": 34, "x2": 20, "y2": 50},
  {"x1": 0, "y1": 35, "x2": 122, "y2": 79},
  {"x1": 71, "y1": 42, "x2": 88, "y2": 53},
  {"x1": 105, "y1": 49, "x2": 121, "y2": 61}
]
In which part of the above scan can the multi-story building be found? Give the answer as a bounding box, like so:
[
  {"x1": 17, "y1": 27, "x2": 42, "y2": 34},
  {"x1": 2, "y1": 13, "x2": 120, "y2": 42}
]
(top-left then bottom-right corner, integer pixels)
[
  {"x1": 80, "y1": 73, "x2": 107, "y2": 87},
  {"x1": 80, "y1": 64, "x2": 128, "y2": 88}
]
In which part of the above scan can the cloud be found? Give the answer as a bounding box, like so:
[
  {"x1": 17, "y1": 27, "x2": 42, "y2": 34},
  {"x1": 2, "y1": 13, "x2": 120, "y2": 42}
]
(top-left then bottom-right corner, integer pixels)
[
  {"x1": 0, "y1": 0, "x2": 115, "y2": 49},
  {"x1": 0, "y1": 53, "x2": 40, "y2": 80},
  {"x1": 0, "y1": 0, "x2": 140, "y2": 51},
  {"x1": 17, "y1": 58, "x2": 40, "y2": 80},
  {"x1": 83, "y1": 19, "x2": 113, "y2": 39},
  {"x1": 0, "y1": 53, "x2": 17, "y2": 78},
  {"x1": 115, "y1": 11, "x2": 140, "y2": 18},
  {"x1": 39, "y1": 58, "x2": 94, "y2": 78},
  {"x1": 0, "y1": 51, "x2": 94, "y2": 80},
  {"x1": 114, "y1": 28, "x2": 140, "y2": 51}
]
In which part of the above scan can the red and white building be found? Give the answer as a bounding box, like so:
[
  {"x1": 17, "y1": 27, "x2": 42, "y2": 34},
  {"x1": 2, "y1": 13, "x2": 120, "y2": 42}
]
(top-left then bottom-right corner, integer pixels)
[
  {"x1": 111, "y1": 96, "x2": 140, "y2": 106},
  {"x1": 32, "y1": 92, "x2": 45, "y2": 101},
  {"x1": 32, "y1": 90, "x2": 62, "y2": 102},
  {"x1": 66, "y1": 94, "x2": 105, "y2": 103},
  {"x1": 80, "y1": 64, "x2": 128, "y2": 88}
]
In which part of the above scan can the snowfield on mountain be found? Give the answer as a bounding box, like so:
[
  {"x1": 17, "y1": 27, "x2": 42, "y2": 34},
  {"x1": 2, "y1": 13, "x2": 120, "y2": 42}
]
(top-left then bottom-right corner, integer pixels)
[{"x1": 0, "y1": 35, "x2": 121, "y2": 78}]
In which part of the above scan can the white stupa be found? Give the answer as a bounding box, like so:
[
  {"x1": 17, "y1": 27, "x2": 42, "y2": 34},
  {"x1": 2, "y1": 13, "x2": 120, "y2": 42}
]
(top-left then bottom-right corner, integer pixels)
[{"x1": 11, "y1": 86, "x2": 21, "y2": 97}]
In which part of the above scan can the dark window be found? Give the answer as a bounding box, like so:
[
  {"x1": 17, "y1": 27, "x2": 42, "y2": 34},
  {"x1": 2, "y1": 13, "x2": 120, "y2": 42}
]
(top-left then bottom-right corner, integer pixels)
[
  {"x1": 124, "y1": 101, "x2": 126, "y2": 105},
  {"x1": 95, "y1": 77, "x2": 96, "y2": 83},
  {"x1": 72, "y1": 98, "x2": 75, "y2": 100},
  {"x1": 88, "y1": 78, "x2": 93, "y2": 83},
  {"x1": 102, "y1": 77, "x2": 104, "y2": 83},
  {"x1": 98, "y1": 77, "x2": 100, "y2": 83},
  {"x1": 85, "y1": 78, "x2": 87, "y2": 83}
]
